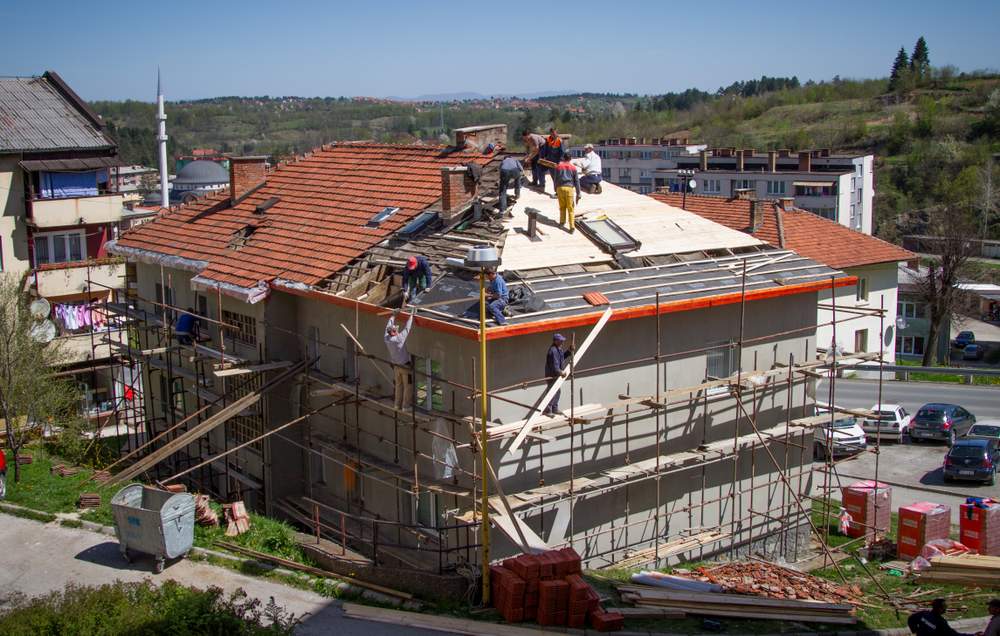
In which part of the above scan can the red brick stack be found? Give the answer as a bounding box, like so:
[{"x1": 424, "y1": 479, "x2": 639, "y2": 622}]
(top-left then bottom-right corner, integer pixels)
[
  {"x1": 841, "y1": 480, "x2": 892, "y2": 539},
  {"x1": 960, "y1": 501, "x2": 1000, "y2": 556},
  {"x1": 897, "y1": 502, "x2": 951, "y2": 560},
  {"x1": 491, "y1": 547, "x2": 623, "y2": 631}
]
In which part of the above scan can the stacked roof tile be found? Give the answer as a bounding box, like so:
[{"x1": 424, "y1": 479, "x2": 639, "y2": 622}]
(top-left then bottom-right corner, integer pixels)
[
  {"x1": 648, "y1": 192, "x2": 914, "y2": 270},
  {"x1": 115, "y1": 143, "x2": 497, "y2": 288}
]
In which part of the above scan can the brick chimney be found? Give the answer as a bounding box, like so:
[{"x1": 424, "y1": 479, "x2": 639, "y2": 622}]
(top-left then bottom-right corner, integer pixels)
[
  {"x1": 749, "y1": 199, "x2": 765, "y2": 232},
  {"x1": 797, "y1": 152, "x2": 811, "y2": 172},
  {"x1": 699, "y1": 150, "x2": 709, "y2": 171},
  {"x1": 229, "y1": 156, "x2": 267, "y2": 204},
  {"x1": 768, "y1": 151, "x2": 777, "y2": 172},
  {"x1": 440, "y1": 166, "x2": 475, "y2": 221},
  {"x1": 454, "y1": 124, "x2": 507, "y2": 152},
  {"x1": 779, "y1": 196, "x2": 795, "y2": 211},
  {"x1": 773, "y1": 203, "x2": 787, "y2": 248}
]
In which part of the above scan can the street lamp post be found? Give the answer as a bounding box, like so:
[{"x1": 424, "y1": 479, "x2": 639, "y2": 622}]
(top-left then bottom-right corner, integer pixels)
[
  {"x1": 678, "y1": 169, "x2": 697, "y2": 209},
  {"x1": 465, "y1": 245, "x2": 500, "y2": 605}
]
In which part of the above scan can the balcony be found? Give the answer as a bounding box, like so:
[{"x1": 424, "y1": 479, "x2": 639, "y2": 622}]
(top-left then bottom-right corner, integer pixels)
[
  {"x1": 34, "y1": 259, "x2": 126, "y2": 298},
  {"x1": 51, "y1": 328, "x2": 125, "y2": 365},
  {"x1": 31, "y1": 193, "x2": 125, "y2": 228}
]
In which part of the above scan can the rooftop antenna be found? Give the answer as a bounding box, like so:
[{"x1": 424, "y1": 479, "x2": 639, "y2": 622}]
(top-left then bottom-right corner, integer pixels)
[{"x1": 156, "y1": 68, "x2": 170, "y2": 208}]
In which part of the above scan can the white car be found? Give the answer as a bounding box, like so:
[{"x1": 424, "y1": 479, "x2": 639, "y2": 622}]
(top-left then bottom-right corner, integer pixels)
[
  {"x1": 814, "y1": 415, "x2": 868, "y2": 459},
  {"x1": 861, "y1": 404, "x2": 911, "y2": 443}
]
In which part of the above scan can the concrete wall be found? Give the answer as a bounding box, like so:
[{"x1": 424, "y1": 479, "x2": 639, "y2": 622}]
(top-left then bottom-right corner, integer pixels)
[{"x1": 0, "y1": 158, "x2": 31, "y2": 274}]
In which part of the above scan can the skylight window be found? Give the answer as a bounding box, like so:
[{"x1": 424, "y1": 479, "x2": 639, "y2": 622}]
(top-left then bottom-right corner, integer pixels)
[
  {"x1": 578, "y1": 216, "x2": 641, "y2": 253},
  {"x1": 367, "y1": 206, "x2": 400, "y2": 228},
  {"x1": 398, "y1": 211, "x2": 437, "y2": 238}
]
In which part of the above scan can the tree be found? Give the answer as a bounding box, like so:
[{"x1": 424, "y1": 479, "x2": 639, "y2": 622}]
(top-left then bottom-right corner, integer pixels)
[
  {"x1": 915, "y1": 210, "x2": 977, "y2": 366},
  {"x1": 889, "y1": 47, "x2": 910, "y2": 92},
  {"x1": 0, "y1": 275, "x2": 81, "y2": 483},
  {"x1": 910, "y1": 37, "x2": 930, "y2": 83}
]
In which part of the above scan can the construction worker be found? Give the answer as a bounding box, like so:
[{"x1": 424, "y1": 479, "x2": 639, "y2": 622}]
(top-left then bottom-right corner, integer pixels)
[
  {"x1": 543, "y1": 334, "x2": 573, "y2": 415},
  {"x1": 576, "y1": 143, "x2": 603, "y2": 194},
  {"x1": 555, "y1": 152, "x2": 581, "y2": 232},
  {"x1": 521, "y1": 130, "x2": 547, "y2": 188},
  {"x1": 175, "y1": 307, "x2": 200, "y2": 345},
  {"x1": 542, "y1": 128, "x2": 564, "y2": 188},
  {"x1": 384, "y1": 309, "x2": 415, "y2": 409},
  {"x1": 980, "y1": 599, "x2": 1000, "y2": 636},
  {"x1": 498, "y1": 155, "x2": 523, "y2": 215},
  {"x1": 485, "y1": 269, "x2": 508, "y2": 325},
  {"x1": 907, "y1": 599, "x2": 971, "y2": 636},
  {"x1": 402, "y1": 255, "x2": 433, "y2": 301}
]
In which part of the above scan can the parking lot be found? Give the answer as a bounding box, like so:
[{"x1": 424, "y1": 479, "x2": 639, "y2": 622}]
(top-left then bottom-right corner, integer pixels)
[{"x1": 812, "y1": 379, "x2": 1000, "y2": 525}]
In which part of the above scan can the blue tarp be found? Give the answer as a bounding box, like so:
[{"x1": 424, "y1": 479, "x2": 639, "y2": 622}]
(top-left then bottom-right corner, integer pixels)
[{"x1": 39, "y1": 171, "x2": 100, "y2": 198}]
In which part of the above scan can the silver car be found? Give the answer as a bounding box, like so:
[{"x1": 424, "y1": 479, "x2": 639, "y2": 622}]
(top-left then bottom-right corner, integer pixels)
[{"x1": 861, "y1": 404, "x2": 911, "y2": 443}]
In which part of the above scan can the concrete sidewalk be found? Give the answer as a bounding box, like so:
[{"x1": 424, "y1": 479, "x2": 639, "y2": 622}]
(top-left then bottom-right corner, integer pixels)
[{"x1": 0, "y1": 513, "x2": 440, "y2": 635}]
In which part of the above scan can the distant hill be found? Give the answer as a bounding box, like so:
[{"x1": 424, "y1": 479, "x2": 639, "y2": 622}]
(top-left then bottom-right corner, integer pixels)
[{"x1": 386, "y1": 90, "x2": 578, "y2": 102}]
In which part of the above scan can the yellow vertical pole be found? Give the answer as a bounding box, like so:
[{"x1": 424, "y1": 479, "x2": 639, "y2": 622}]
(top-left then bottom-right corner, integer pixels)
[{"x1": 479, "y1": 268, "x2": 490, "y2": 605}]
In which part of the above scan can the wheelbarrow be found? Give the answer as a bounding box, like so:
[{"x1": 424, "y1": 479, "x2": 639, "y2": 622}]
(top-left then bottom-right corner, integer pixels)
[{"x1": 111, "y1": 484, "x2": 196, "y2": 573}]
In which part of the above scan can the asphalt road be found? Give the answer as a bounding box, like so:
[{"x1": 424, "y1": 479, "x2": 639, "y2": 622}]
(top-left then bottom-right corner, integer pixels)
[{"x1": 812, "y1": 379, "x2": 1000, "y2": 525}]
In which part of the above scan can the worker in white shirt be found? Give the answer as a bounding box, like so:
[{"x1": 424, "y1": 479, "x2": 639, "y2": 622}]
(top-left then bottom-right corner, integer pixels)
[{"x1": 574, "y1": 144, "x2": 603, "y2": 194}]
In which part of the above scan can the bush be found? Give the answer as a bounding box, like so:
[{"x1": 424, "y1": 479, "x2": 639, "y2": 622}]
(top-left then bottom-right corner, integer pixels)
[{"x1": 0, "y1": 580, "x2": 300, "y2": 635}]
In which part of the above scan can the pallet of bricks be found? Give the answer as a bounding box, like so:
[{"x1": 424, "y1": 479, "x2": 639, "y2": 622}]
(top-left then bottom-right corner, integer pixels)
[
  {"x1": 841, "y1": 480, "x2": 891, "y2": 539},
  {"x1": 960, "y1": 498, "x2": 1000, "y2": 556},
  {"x1": 897, "y1": 502, "x2": 950, "y2": 560},
  {"x1": 491, "y1": 547, "x2": 624, "y2": 631}
]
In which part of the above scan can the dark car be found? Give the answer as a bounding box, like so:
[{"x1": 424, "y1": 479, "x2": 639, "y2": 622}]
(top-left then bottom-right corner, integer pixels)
[
  {"x1": 963, "y1": 344, "x2": 985, "y2": 361},
  {"x1": 943, "y1": 439, "x2": 998, "y2": 485},
  {"x1": 910, "y1": 403, "x2": 976, "y2": 446},
  {"x1": 953, "y1": 331, "x2": 976, "y2": 348}
]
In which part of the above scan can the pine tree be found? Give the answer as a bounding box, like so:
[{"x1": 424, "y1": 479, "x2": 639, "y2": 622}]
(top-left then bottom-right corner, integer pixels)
[
  {"x1": 889, "y1": 47, "x2": 909, "y2": 92},
  {"x1": 910, "y1": 37, "x2": 930, "y2": 83}
]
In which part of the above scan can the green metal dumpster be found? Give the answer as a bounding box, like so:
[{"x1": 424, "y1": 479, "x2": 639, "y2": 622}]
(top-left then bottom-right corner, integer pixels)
[{"x1": 111, "y1": 484, "x2": 195, "y2": 573}]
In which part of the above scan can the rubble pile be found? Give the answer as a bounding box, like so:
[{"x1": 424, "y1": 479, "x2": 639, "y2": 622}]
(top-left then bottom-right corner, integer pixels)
[{"x1": 692, "y1": 561, "x2": 862, "y2": 604}]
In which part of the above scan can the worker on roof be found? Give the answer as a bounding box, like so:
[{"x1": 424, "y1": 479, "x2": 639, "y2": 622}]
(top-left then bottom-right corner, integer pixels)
[
  {"x1": 575, "y1": 143, "x2": 603, "y2": 194},
  {"x1": 485, "y1": 269, "x2": 509, "y2": 325},
  {"x1": 521, "y1": 130, "x2": 547, "y2": 189},
  {"x1": 498, "y1": 155, "x2": 523, "y2": 216},
  {"x1": 543, "y1": 334, "x2": 574, "y2": 416},
  {"x1": 402, "y1": 255, "x2": 433, "y2": 301},
  {"x1": 542, "y1": 127, "x2": 565, "y2": 190},
  {"x1": 385, "y1": 309, "x2": 415, "y2": 410},
  {"x1": 555, "y1": 152, "x2": 582, "y2": 233}
]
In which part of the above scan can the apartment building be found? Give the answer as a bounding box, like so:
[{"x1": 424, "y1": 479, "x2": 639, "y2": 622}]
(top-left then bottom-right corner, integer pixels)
[
  {"x1": 106, "y1": 126, "x2": 861, "y2": 594},
  {"x1": 574, "y1": 138, "x2": 874, "y2": 234},
  {"x1": 0, "y1": 71, "x2": 132, "y2": 416}
]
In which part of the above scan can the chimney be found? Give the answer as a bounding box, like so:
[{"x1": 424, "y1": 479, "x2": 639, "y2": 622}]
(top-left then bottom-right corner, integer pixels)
[
  {"x1": 778, "y1": 149, "x2": 790, "y2": 158},
  {"x1": 453, "y1": 124, "x2": 507, "y2": 152},
  {"x1": 767, "y1": 151, "x2": 777, "y2": 172},
  {"x1": 773, "y1": 203, "x2": 787, "y2": 248},
  {"x1": 229, "y1": 156, "x2": 267, "y2": 204},
  {"x1": 699, "y1": 150, "x2": 709, "y2": 171},
  {"x1": 735, "y1": 189, "x2": 755, "y2": 201},
  {"x1": 749, "y1": 199, "x2": 765, "y2": 232},
  {"x1": 779, "y1": 196, "x2": 795, "y2": 211},
  {"x1": 440, "y1": 166, "x2": 475, "y2": 220},
  {"x1": 820, "y1": 148, "x2": 831, "y2": 157},
  {"x1": 736, "y1": 149, "x2": 745, "y2": 172},
  {"x1": 797, "y1": 152, "x2": 811, "y2": 172}
]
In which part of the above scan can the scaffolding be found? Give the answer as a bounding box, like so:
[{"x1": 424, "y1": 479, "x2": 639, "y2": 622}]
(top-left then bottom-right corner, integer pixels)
[{"x1": 77, "y1": 254, "x2": 897, "y2": 586}]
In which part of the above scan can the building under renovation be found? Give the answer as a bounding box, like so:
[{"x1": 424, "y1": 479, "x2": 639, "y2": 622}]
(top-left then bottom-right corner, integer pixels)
[{"x1": 101, "y1": 124, "x2": 878, "y2": 589}]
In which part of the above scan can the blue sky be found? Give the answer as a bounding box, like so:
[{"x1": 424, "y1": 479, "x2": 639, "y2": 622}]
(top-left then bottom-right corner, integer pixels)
[{"x1": 2, "y1": 0, "x2": 997, "y2": 101}]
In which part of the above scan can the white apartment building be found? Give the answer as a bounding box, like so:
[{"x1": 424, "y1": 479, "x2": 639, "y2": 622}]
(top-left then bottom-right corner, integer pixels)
[{"x1": 573, "y1": 138, "x2": 874, "y2": 235}]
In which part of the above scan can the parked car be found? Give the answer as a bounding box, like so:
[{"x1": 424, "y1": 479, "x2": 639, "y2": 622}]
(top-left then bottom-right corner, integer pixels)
[
  {"x1": 861, "y1": 404, "x2": 911, "y2": 443},
  {"x1": 814, "y1": 415, "x2": 867, "y2": 459},
  {"x1": 963, "y1": 344, "x2": 985, "y2": 361},
  {"x1": 953, "y1": 331, "x2": 976, "y2": 348},
  {"x1": 910, "y1": 403, "x2": 976, "y2": 446},
  {"x1": 0, "y1": 447, "x2": 5, "y2": 500},
  {"x1": 943, "y1": 438, "x2": 998, "y2": 485},
  {"x1": 965, "y1": 420, "x2": 1000, "y2": 444}
]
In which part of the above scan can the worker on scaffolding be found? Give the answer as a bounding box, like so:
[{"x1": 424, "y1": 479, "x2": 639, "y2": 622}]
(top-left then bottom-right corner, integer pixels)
[
  {"x1": 174, "y1": 307, "x2": 201, "y2": 345},
  {"x1": 402, "y1": 255, "x2": 433, "y2": 302},
  {"x1": 385, "y1": 309, "x2": 415, "y2": 410},
  {"x1": 543, "y1": 334, "x2": 573, "y2": 416}
]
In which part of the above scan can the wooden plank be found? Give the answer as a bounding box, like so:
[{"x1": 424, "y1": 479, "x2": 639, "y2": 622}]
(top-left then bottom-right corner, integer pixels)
[
  {"x1": 342, "y1": 602, "x2": 567, "y2": 635},
  {"x1": 506, "y1": 307, "x2": 613, "y2": 454},
  {"x1": 616, "y1": 607, "x2": 687, "y2": 619},
  {"x1": 213, "y1": 360, "x2": 294, "y2": 377}
]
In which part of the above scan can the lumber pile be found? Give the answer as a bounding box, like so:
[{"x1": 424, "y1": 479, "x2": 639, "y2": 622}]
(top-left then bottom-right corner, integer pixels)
[
  {"x1": 223, "y1": 501, "x2": 251, "y2": 536},
  {"x1": 16, "y1": 454, "x2": 32, "y2": 465},
  {"x1": 492, "y1": 548, "x2": 623, "y2": 631},
  {"x1": 77, "y1": 493, "x2": 101, "y2": 508},
  {"x1": 92, "y1": 470, "x2": 111, "y2": 484},
  {"x1": 917, "y1": 554, "x2": 1000, "y2": 587},
  {"x1": 49, "y1": 463, "x2": 79, "y2": 477},
  {"x1": 617, "y1": 585, "x2": 857, "y2": 624},
  {"x1": 195, "y1": 495, "x2": 219, "y2": 526}
]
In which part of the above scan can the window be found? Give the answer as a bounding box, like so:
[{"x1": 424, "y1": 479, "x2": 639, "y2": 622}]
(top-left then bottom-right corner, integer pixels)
[
  {"x1": 601, "y1": 168, "x2": 611, "y2": 178},
  {"x1": 733, "y1": 179, "x2": 755, "y2": 191},
  {"x1": 897, "y1": 301, "x2": 925, "y2": 319},
  {"x1": 702, "y1": 179, "x2": 721, "y2": 194},
  {"x1": 640, "y1": 151, "x2": 652, "y2": 160},
  {"x1": 33, "y1": 231, "x2": 85, "y2": 266},
  {"x1": 706, "y1": 342, "x2": 734, "y2": 395},
  {"x1": 229, "y1": 373, "x2": 263, "y2": 452},
  {"x1": 854, "y1": 329, "x2": 868, "y2": 353},
  {"x1": 222, "y1": 309, "x2": 257, "y2": 346},
  {"x1": 414, "y1": 491, "x2": 439, "y2": 529},
  {"x1": 855, "y1": 277, "x2": 868, "y2": 302},
  {"x1": 766, "y1": 180, "x2": 786, "y2": 195},
  {"x1": 619, "y1": 168, "x2": 632, "y2": 181},
  {"x1": 638, "y1": 185, "x2": 652, "y2": 194},
  {"x1": 413, "y1": 356, "x2": 444, "y2": 411},
  {"x1": 895, "y1": 335, "x2": 925, "y2": 355},
  {"x1": 795, "y1": 184, "x2": 836, "y2": 196}
]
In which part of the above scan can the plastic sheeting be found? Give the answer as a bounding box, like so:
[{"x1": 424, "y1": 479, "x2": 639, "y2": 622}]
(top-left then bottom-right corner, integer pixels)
[{"x1": 39, "y1": 170, "x2": 100, "y2": 198}]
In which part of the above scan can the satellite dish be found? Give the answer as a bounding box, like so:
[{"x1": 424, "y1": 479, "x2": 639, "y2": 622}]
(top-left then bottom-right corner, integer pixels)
[
  {"x1": 29, "y1": 298, "x2": 51, "y2": 320},
  {"x1": 30, "y1": 319, "x2": 57, "y2": 344}
]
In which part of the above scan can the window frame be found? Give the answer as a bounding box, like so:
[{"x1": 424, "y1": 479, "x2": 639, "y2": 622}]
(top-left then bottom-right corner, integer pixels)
[{"x1": 32, "y1": 230, "x2": 86, "y2": 266}]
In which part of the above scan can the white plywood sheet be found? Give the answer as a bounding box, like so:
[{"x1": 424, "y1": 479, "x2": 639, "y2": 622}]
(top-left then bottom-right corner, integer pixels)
[{"x1": 499, "y1": 181, "x2": 761, "y2": 271}]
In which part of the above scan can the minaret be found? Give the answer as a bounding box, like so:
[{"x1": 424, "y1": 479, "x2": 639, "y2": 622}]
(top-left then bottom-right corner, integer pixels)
[{"x1": 156, "y1": 69, "x2": 170, "y2": 208}]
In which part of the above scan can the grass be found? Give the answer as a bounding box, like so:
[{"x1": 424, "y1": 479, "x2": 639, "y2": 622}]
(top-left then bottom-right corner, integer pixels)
[{"x1": 896, "y1": 358, "x2": 1000, "y2": 386}]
